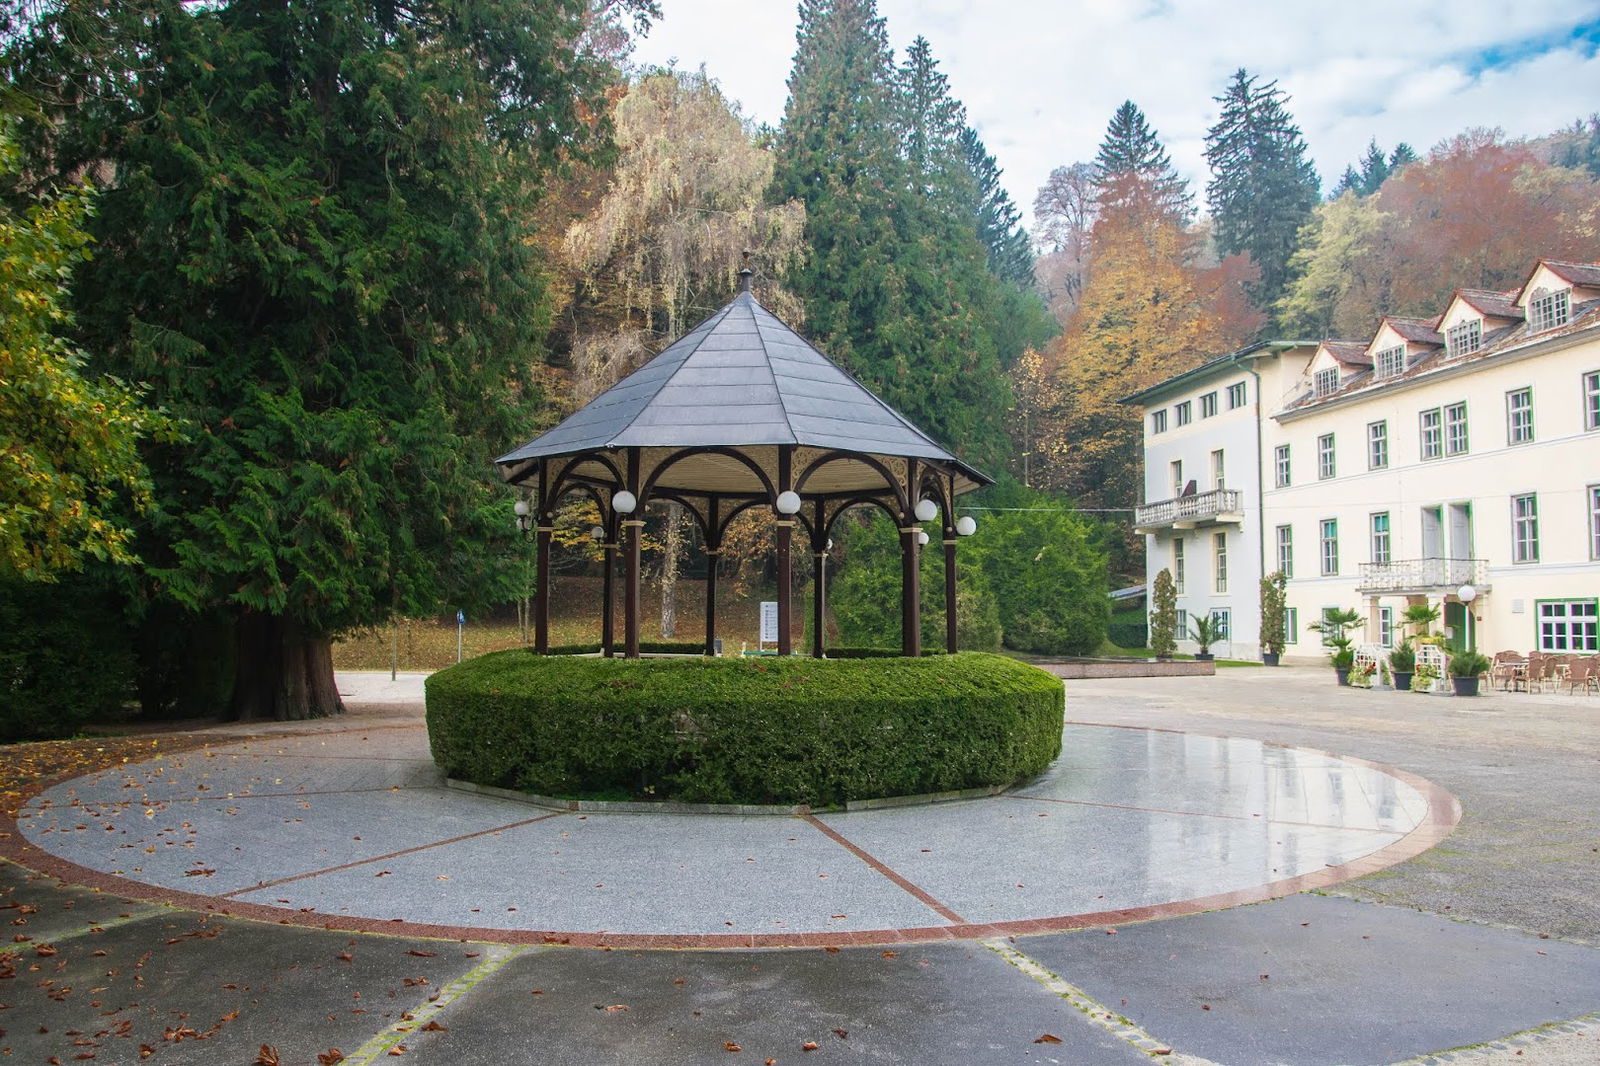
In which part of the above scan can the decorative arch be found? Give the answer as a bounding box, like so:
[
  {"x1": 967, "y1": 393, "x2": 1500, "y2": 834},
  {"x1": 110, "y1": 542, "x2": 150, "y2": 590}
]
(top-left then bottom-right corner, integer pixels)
[
  {"x1": 643, "y1": 446, "x2": 777, "y2": 504},
  {"x1": 796, "y1": 451, "x2": 909, "y2": 514}
]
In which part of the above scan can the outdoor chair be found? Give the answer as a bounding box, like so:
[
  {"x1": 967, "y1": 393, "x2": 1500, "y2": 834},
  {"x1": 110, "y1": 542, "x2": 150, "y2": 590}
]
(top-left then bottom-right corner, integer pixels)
[
  {"x1": 1490, "y1": 650, "x2": 1525, "y2": 691},
  {"x1": 1567, "y1": 657, "x2": 1600, "y2": 695},
  {"x1": 1525, "y1": 652, "x2": 1549, "y2": 693}
]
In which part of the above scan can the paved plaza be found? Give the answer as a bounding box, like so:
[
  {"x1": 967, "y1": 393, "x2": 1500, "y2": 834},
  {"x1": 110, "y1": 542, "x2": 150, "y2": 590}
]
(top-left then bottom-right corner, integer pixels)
[{"x1": 2, "y1": 666, "x2": 1597, "y2": 1064}]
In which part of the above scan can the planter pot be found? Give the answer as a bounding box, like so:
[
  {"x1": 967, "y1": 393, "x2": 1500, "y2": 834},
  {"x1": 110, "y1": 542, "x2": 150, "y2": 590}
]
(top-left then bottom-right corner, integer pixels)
[
  {"x1": 1334, "y1": 667, "x2": 1350, "y2": 686},
  {"x1": 1194, "y1": 652, "x2": 1214, "y2": 662},
  {"x1": 1392, "y1": 671, "x2": 1413, "y2": 692},
  {"x1": 1451, "y1": 675, "x2": 1481, "y2": 697},
  {"x1": 1262, "y1": 652, "x2": 1281, "y2": 667}
]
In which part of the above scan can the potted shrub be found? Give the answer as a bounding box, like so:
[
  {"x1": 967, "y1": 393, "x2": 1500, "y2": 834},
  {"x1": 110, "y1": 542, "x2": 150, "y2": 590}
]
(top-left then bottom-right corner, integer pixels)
[
  {"x1": 1150, "y1": 568, "x2": 1177, "y2": 660},
  {"x1": 1188, "y1": 615, "x2": 1218, "y2": 661},
  {"x1": 1259, "y1": 571, "x2": 1287, "y2": 666},
  {"x1": 1349, "y1": 660, "x2": 1375, "y2": 688},
  {"x1": 1402, "y1": 602, "x2": 1441, "y2": 638},
  {"x1": 1447, "y1": 649, "x2": 1491, "y2": 697},
  {"x1": 1388, "y1": 640, "x2": 1416, "y2": 692},
  {"x1": 1307, "y1": 607, "x2": 1364, "y2": 686}
]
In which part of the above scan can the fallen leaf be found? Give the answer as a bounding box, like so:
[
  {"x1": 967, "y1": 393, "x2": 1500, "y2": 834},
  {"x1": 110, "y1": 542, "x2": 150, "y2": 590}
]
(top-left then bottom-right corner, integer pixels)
[
  {"x1": 253, "y1": 1046, "x2": 280, "y2": 1066},
  {"x1": 421, "y1": 1021, "x2": 446, "y2": 1032},
  {"x1": 1034, "y1": 1034, "x2": 1062, "y2": 1044},
  {"x1": 337, "y1": 952, "x2": 353, "y2": 962},
  {"x1": 724, "y1": 1042, "x2": 742, "y2": 1052},
  {"x1": 801, "y1": 1041, "x2": 819, "y2": 1051},
  {"x1": 316, "y1": 1050, "x2": 344, "y2": 1065},
  {"x1": 832, "y1": 1029, "x2": 848, "y2": 1038},
  {"x1": 406, "y1": 950, "x2": 437, "y2": 958},
  {"x1": 880, "y1": 951, "x2": 897, "y2": 958},
  {"x1": 603, "y1": 1004, "x2": 628, "y2": 1013},
  {"x1": 387, "y1": 1046, "x2": 406, "y2": 1057}
]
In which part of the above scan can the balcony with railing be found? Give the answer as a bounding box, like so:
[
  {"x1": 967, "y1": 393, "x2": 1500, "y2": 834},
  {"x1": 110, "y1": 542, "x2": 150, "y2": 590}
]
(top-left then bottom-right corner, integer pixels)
[
  {"x1": 1357, "y1": 557, "x2": 1490, "y2": 594},
  {"x1": 1134, "y1": 488, "x2": 1244, "y2": 533}
]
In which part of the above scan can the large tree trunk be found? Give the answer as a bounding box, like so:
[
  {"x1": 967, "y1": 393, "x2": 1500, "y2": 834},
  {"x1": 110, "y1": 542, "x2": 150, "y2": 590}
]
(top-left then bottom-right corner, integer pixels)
[
  {"x1": 659, "y1": 502, "x2": 683, "y2": 639},
  {"x1": 231, "y1": 610, "x2": 346, "y2": 721}
]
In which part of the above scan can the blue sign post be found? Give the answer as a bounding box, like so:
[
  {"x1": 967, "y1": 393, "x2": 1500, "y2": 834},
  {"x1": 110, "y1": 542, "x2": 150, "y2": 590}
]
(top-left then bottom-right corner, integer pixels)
[{"x1": 456, "y1": 610, "x2": 465, "y2": 663}]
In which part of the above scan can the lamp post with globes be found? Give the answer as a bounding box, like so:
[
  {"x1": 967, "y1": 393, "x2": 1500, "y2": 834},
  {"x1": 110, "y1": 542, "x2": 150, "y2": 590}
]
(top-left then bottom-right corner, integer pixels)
[{"x1": 1458, "y1": 584, "x2": 1478, "y2": 652}]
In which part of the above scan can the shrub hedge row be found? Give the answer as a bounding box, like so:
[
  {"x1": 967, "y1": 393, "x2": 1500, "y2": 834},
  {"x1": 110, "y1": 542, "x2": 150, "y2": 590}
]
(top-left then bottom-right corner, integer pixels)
[
  {"x1": 425, "y1": 651, "x2": 1064, "y2": 807},
  {"x1": 545, "y1": 641, "x2": 707, "y2": 656}
]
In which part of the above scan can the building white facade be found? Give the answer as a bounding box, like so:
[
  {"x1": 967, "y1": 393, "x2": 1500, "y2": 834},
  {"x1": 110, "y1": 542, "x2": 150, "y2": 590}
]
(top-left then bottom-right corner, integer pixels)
[
  {"x1": 1129, "y1": 259, "x2": 1600, "y2": 661},
  {"x1": 1127, "y1": 341, "x2": 1317, "y2": 657}
]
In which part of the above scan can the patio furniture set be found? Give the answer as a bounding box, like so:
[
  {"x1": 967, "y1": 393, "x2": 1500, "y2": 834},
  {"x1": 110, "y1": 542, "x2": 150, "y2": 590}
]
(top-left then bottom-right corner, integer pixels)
[{"x1": 1488, "y1": 650, "x2": 1600, "y2": 693}]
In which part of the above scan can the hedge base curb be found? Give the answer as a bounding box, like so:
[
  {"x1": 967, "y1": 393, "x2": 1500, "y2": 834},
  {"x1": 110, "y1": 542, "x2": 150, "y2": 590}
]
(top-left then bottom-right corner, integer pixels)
[{"x1": 445, "y1": 776, "x2": 1011, "y2": 815}]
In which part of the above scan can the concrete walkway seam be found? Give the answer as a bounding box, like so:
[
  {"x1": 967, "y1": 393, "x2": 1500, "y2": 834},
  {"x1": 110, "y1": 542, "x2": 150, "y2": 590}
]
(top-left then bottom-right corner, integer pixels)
[
  {"x1": 1391, "y1": 1013, "x2": 1600, "y2": 1065},
  {"x1": 981, "y1": 936, "x2": 1211, "y2": 1063},
  {"x1": 1318, "y1": 889, "x2": 1600, "y2": 952},
  {"x1": 341, "y1": 943, "x2": 528, "y2": 1065}
]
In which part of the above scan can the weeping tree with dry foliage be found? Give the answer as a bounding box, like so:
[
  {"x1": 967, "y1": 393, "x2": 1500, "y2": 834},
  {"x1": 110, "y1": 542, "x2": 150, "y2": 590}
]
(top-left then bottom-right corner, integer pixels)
[
  {"x1": 560, "y1": 68, "x2": 805, "y2": 399},
  {"x1": 556, "y1": 68, "x2": 806, "y2": 633}
]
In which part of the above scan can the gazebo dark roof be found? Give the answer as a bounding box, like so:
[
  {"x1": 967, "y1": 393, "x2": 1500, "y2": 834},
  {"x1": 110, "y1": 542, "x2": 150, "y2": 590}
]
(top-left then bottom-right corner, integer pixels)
[
  {"x1": 496, "y1": 273, "x2": 989, "y2": 660},
  {"x1": 497, "y1": 289, "x2": 988, "y2": 495}
]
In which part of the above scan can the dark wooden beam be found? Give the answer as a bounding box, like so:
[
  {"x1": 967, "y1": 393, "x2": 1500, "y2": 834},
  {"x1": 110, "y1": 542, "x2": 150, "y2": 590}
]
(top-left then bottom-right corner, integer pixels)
[
  {"x1": 776, "y1": 446, "x2": 793, "y2": 656},
  {"x1": 624, "y1": 448, "x2": 642, "y2": 659},
  {"x1": 902, "y1": 459, "x2": 921, "y2": 658},
  {"x1": 534, "y1": 461, "x2": 551, "y2": 654},
  {"x1": 812, "y1": 498, "x2": 827, "y2": 659},
  {"x1": 704, "y1": 497, "x2": 720, "y2": 658}
]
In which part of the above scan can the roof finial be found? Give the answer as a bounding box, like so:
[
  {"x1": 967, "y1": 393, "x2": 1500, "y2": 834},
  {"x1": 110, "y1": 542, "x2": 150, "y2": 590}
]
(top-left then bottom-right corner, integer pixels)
[{"x1": 738, "y1": 250, "x2": 753, "y2": 294}]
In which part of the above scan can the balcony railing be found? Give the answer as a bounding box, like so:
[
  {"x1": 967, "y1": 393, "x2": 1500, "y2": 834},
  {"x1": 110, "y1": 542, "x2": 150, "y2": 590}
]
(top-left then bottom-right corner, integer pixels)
[
  {"x1": 1357, "y1": 557, "x2": 1489, "y2": 594},
  {"x1": 1134, "y1": 488, "x2": 1244, "y2": 532}
]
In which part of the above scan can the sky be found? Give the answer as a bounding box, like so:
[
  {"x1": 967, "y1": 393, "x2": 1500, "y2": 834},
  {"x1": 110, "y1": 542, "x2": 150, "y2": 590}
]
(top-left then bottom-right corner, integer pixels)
[{"x1": 627, "y1": 0, "x2": 1600, "y2": 230}]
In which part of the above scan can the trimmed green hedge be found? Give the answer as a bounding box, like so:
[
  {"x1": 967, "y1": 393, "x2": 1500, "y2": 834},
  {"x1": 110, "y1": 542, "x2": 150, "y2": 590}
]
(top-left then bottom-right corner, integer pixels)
[
  {"x1": 545, "y1": 641, "x2": 707, "y2": 656},
  {"x1": 425, "y1": 651, "x2": 1064, "y2": 807}
]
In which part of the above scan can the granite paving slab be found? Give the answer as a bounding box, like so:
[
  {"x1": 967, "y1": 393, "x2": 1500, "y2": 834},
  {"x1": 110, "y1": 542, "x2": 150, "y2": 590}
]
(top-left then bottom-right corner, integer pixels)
[
  {"x1": 384, "y1": 940, "x2": 1157, "y2": 1066},
  {"x1": 1016, "y1": 893, "x2": 1600, "y2": 1066}
]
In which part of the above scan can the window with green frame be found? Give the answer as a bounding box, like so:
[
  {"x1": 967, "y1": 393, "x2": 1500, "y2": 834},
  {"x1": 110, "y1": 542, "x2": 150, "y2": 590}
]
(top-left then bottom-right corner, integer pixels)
[{"x1": 1536, "y1": 599, "x2": 1598, "y2": 652}]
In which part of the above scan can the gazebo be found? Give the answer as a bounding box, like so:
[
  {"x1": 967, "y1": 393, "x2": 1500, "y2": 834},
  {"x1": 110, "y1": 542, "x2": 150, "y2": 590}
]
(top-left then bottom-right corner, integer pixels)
[{"x1": 495, "y1": 271, "x2": 991, "y2": 658}]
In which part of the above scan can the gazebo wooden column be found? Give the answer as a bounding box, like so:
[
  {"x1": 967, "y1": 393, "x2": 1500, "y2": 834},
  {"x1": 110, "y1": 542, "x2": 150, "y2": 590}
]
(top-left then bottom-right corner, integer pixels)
[
  {"x1": 901, "y1": 459, "x2": 921, "y2": 658},
  {"x1": 703, "y1": 498, "x2": 720, "y2": 657},
  {"x1": 534, "y1": 521, "x2": 552, "y2": 654},
  {"x1": 811, "y1": 498, "x2": 827, "y2": 659},
  {"x1": 533, "y1": 461, "x2": 551, "y2": 654},
  {"x1": 776, "y1": 447, "x2": 794, "y2": 656},
  {"x1": 623, "y1": 448, "x2": 642, "y2": 659}
]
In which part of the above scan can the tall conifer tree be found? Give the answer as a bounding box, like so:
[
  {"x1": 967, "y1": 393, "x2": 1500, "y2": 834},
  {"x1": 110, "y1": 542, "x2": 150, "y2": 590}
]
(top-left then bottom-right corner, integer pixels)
[
  {"x1": 1093, "y1": 100, "x2": 1194, "y2": 223},
  {"x1": 961, "y1": 126, "x2": 1034, "y2": 287},
  {"x1": 774, "y1": 4, "x2": 1012, "y2": 467},
  {"x1": 5, "y1": 0, "x2": 644, "y2": 719},
  {"x1": 1203, "y1": 69, "x2": 1321, "y2": 313}
]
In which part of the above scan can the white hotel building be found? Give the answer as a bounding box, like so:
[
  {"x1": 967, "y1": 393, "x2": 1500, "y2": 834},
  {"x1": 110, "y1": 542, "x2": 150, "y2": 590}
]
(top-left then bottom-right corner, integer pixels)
[{"x1": 1126, "y1": 258, "x2": 1600, "y2": 661}]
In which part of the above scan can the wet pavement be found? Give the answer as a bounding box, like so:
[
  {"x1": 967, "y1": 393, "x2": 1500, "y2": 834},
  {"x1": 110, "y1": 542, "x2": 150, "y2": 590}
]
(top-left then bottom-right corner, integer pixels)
[{"x1": 1, "y1": 667, "x2": 1597, "y2": 1065}]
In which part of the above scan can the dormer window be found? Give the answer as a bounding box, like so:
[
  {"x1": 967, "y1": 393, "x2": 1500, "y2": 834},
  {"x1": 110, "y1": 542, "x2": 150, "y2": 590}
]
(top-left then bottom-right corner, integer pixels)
[
  {"x1": 1313, "y1": 367, "x2": 1339, "y2": 398},
  {"x1": 1374, "y1": 345, "x2": 1406, "y2": 378},
  {"x1": 1529, "y1": 288, "x2": 1570, "y2": 333},
  {"x1": 1445, "y1": 318, "x2": 1481, "y2": 357}
]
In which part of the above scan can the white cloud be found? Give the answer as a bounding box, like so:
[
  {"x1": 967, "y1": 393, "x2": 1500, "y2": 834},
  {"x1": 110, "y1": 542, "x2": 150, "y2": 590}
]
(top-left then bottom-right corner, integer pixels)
[{"x1": 629, "y1": 0, "x2": 1600, "y2": 226}]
